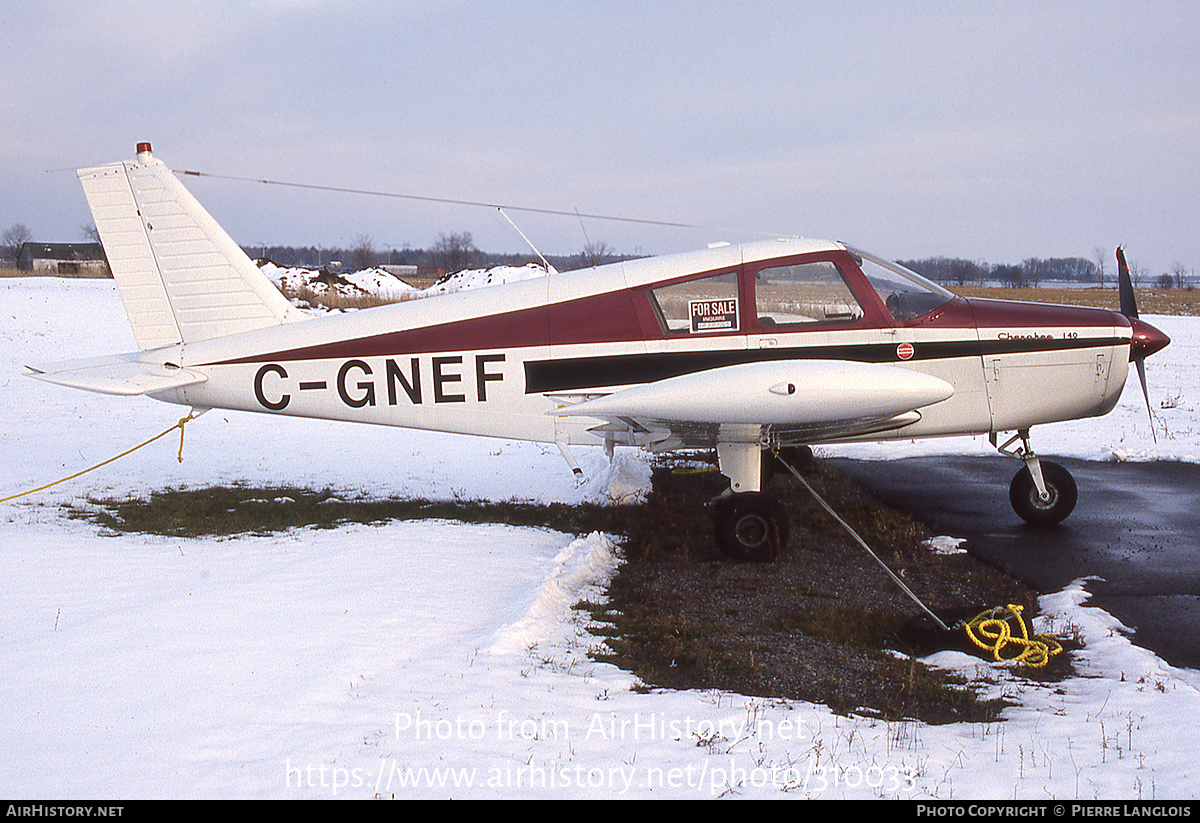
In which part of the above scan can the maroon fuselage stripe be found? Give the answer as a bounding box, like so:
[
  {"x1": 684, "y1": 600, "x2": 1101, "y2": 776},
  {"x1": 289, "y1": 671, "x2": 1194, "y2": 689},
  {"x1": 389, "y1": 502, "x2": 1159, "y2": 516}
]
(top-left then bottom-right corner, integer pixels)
[{"x1": 200, "y1": 287, "x2": 1129, "y2": 372}]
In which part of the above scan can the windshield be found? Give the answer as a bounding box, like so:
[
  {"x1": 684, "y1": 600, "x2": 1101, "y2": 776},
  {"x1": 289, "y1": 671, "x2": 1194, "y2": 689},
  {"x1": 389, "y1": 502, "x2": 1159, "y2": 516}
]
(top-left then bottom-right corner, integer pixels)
[{"x1": 847, "y1": 247, "x2": 955, "y2": 322}]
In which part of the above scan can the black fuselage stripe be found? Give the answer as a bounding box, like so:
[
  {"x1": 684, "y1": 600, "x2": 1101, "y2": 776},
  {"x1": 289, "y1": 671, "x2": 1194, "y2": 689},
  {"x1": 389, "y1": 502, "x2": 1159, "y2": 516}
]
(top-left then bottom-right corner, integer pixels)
[{"x1": 524, "y1": 336, "x2": 1125, "y2": 394}]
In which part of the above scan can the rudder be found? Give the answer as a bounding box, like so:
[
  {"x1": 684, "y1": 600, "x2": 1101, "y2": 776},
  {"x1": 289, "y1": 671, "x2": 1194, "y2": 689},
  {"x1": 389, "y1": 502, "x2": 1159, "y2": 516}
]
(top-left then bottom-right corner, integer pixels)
[{"x1": 77, "y1": 143, "x2": 302, "y2": 350}]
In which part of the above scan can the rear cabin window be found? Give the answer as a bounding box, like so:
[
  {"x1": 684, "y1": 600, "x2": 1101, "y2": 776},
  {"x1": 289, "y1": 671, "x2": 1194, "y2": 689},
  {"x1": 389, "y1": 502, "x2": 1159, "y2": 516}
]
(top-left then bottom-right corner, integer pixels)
[
  {"x1": 754, "y1": 261, "x2": 864, "y2": 327},
  {"x1": 649, "y1": 271, "x2": 740, "y2": 334}
]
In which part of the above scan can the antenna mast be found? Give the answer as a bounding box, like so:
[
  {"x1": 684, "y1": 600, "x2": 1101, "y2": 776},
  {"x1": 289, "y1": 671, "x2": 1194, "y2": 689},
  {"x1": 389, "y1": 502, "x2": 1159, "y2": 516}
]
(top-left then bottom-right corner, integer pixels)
[{"x1": 495, "y1": 207, "x2": 556, "y2": 274}]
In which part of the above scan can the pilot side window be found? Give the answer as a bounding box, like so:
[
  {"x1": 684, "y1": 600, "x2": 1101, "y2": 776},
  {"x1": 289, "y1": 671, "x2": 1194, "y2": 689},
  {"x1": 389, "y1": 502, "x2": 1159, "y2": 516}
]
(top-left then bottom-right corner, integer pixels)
[
  {"x1": 848, "y1": 247, "x2": 955, "y2": 322},
  {"x1": 754, "y1": 261, "x2": 863, "y2": 327},
  {"x1": 649, "y1": 271, "x2": 740, "y2": 334}
]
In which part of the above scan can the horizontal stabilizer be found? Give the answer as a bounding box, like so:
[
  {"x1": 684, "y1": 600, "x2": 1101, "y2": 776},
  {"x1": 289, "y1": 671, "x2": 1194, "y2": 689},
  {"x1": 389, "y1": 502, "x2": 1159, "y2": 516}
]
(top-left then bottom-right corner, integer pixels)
[{"x1": 26, "y1": 353, "x2": 207, "y2": 397}]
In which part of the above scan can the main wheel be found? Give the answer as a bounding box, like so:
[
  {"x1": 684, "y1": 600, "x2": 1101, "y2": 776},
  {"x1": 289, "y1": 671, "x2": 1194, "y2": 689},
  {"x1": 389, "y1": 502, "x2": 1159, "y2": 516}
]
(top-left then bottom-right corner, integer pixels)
[
  {"x1": 713, "y1": 493, "x2": 789, "y2": 561},
  {"x1": 1009, "y1": 461, "x2": 1077, "y2": 526}
]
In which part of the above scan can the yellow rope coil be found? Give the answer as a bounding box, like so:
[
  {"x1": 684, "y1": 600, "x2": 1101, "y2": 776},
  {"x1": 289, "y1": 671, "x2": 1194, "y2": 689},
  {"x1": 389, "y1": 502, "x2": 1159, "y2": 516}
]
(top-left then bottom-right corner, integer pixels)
[
  {"x1": 964, "y1": 604, "x2": 1063, "y2": 668},
  {"x1": 0, "y1": 412, "x2": 197, "y2": 504}
]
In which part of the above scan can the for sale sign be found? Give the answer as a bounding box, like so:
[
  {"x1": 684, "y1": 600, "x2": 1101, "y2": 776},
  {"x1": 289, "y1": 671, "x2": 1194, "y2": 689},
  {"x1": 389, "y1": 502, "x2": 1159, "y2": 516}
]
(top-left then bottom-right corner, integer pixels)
[{"x1": 689, "y1": 298, "x2": 739, "y2": 333}]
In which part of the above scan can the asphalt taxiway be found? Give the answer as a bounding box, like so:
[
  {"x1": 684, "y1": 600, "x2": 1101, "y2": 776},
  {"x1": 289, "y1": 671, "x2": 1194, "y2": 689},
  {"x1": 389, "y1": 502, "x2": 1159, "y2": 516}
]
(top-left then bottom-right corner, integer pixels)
[{"x1": 830, "y1": 456, "x2": 1200, "y2": 671}]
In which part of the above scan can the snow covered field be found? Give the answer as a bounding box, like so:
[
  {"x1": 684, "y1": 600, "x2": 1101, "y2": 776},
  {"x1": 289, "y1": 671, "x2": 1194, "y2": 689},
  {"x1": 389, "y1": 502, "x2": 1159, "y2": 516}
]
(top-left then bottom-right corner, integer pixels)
[{"x1": 2, "y1": 275, "x2": 1198, "y2": 799}]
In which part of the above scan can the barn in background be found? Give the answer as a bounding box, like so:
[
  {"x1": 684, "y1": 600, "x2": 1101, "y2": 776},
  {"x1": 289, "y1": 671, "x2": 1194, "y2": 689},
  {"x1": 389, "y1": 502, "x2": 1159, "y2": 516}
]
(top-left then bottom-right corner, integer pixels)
[{"x1": 17, "y1": 243, "x2": 109, "y2": 277}]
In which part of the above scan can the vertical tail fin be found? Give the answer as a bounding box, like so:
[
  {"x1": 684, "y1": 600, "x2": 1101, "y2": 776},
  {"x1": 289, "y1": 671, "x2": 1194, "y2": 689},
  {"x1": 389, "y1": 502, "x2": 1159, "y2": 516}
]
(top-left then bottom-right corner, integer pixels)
[{"x1": 77, "y1": 143, "x2": 302, "y2": 350}]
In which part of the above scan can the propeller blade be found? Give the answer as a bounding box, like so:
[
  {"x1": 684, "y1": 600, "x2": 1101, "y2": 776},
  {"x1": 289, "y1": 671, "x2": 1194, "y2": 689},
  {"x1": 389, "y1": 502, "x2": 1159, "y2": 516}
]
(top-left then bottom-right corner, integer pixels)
[
  {"x1": 1117, "y1": 247, "x2": 1167, "y2": 442},
  {"x1": 1117, "y1": 246, "x2": 1138, "y2": 318},
  {"x1": 1135, "y1": 356, "x2": 1157, "y2": 443}
]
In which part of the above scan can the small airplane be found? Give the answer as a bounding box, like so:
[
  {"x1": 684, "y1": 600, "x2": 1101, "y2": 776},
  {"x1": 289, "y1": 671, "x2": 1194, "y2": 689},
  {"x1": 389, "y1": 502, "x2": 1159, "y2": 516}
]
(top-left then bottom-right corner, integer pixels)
[{"x1": 28, "y1": 143, "x2": 1171, "y2": 560}]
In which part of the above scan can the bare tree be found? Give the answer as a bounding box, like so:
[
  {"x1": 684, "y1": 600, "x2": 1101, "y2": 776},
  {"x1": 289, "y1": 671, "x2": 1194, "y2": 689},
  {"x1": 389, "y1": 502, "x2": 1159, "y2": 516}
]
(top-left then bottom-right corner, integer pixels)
[
  {"x1": 583, "y1": 239, "x2": 615, "y2": 268},
  {"x1": 1171, "y1": 261, "x2": 1189, "y2": 290},
  {"x1": 994, "y1": 264, "x2": 1025, "y2": 288},
  {"x1": 949, "y1": 259, "x2": 971, "y2": 287},
  {"x1": 2, "y1": 223, "x2": 32, "y2": 264},
  {"x1": 1093, "y1": 246, "x2": 1109, "y2": 287},
  {"x1": 1021, "y1": 258, "x2": 1042, "y2": 288},
  {"x1": 429, "y1": 231, "x2": 479, "y2": 275},
  {"x1": 350, "y1": 234, "x2": 377, "y2": 271}
]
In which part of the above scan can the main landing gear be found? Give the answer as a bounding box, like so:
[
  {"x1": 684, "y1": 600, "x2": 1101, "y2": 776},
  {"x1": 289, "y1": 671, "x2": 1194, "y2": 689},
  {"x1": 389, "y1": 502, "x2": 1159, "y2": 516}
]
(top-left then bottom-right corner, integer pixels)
[
  {"x1": 709, "y1": 431, "x2": 1077, "y2": 562},
  {"x1": 712, "y1": 491, "x2": 790, "y2": 562},
  {"x1": 710, "y1": 443, "x2": 808, "y2": 562},
  {"x1": 994, "y1": 430, "x2": 1077, "y2": 526}
]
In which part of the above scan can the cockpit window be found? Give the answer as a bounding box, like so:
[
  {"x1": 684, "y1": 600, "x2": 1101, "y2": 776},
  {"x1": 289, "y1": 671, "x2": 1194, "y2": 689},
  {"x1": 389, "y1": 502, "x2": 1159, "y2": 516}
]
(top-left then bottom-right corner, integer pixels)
[
  {"x1": 754, "y1": 261, "x2": 864, "y2": 326},
  {"x1": 848, "y1": 247, "x2": 955, "y2": 322}
]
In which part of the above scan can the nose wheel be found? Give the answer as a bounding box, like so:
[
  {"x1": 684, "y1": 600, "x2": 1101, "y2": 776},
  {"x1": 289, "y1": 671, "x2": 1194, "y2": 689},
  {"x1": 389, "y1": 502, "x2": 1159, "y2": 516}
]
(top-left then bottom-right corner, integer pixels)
[
  {"x1": 1009, "y1": 460, "x2": 1077, "y2": 525},
  {"x1": 995, "y1": 431, "x2": 1077, "y2": 526}
]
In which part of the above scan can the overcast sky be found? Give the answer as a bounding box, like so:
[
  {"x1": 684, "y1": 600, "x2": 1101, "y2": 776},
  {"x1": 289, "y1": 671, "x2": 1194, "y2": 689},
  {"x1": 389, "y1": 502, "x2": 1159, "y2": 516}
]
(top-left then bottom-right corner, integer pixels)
[{"x1": 3, "y1": 1, "x2": 1198, "y2": 276}]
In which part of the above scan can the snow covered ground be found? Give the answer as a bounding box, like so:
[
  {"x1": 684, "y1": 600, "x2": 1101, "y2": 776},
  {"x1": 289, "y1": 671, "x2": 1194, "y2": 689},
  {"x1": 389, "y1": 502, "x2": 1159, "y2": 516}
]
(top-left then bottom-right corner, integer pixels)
[{"x1": 2, "y1": 275, "x2": 1198, "y2": 799}]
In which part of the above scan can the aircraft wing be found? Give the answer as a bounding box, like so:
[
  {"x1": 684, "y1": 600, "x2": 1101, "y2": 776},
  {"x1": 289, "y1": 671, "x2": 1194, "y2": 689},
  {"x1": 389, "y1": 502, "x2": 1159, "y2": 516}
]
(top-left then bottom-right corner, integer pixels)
[
  {"x1": 26, "y1": 352, "x2": 207, "y2": 397},
  {"x1": 551, "y1": 360, "x2": 954, "y2": 449}
]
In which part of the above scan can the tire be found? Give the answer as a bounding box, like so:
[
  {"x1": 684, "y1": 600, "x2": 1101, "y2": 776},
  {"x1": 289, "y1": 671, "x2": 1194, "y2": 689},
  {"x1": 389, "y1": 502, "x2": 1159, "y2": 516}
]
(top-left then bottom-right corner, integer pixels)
[
  {"x1": 1009, "y1": 461, "x2": 1077, "y2": 526},
  {"x1": 713, "y1": 493, "x2": 789, "y2": 561}
]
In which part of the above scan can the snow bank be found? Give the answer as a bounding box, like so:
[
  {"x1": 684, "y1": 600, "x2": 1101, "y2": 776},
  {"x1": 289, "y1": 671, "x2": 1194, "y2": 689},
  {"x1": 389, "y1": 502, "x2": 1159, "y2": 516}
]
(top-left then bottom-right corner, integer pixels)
[
  {"x1": 259, "y1": 261, "x2": 419, "y2": 305},
  {"x1": 259, "y1": 261, "x2": 551, "y2": 306},
  {"x1": 425, "y1": 263, "x2": 553, "y2": 295}
]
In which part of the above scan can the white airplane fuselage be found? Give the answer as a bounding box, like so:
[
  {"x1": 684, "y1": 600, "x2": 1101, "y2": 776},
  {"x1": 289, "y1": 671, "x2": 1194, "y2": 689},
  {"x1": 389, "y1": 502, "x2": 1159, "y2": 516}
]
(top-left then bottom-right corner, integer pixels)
[{"x1": 148, "y1": 240, "x2": 1133, "y2": 451}]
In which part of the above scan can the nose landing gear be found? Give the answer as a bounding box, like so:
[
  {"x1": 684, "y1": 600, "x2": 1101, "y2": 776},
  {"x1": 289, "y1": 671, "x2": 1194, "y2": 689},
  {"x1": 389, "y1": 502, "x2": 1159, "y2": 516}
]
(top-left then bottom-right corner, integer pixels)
[{"x1": 994, "y1": 430, "x2": 1077, "y2": 526}]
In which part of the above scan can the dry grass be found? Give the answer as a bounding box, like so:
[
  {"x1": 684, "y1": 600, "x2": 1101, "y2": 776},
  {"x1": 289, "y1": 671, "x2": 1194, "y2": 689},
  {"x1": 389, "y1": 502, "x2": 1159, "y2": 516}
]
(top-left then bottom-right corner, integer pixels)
[
  {"x1": 0, "y1": 267, "x2": 112, "y2": 279},
  {"x1": 279, "y1": 283, "x2": 424, "y2": 312},
  {"x1": 951, "y1": 285, "x2": 1200, "y2": 316},
  {"x1": 398, "y1": 275, "x2": 441, "y2": 290},
  {"x1": 72, "y1": 486, "x2": 608, "y2": 537}
]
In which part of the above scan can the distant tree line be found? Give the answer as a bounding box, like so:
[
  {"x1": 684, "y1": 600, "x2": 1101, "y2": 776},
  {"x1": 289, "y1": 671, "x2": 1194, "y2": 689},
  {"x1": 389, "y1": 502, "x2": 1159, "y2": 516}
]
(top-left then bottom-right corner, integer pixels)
[
  {"x1": 242, "y1": 232, "x2": 638, "y2": 275},
  {"x1": 907, "y1": 253, "x2": 1196, "y2": 289},
  {"x1": 3, "y1": 219, "x2": 636, "y2": 276},
  {"x1": 6, "y1": 217, "x2": 1193, "y2": 287},
  {"x1": 898, "y1": 256, "x2": 1108, "y2": 288}
]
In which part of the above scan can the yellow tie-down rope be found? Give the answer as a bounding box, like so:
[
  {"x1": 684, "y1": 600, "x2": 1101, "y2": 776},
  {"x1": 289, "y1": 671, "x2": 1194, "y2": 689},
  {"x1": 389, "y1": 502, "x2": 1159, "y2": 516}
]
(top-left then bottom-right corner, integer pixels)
[
  {"x1": 963, "y1": 604, "x2": 1063, "y2": 668},
  {"x1": 0, "y1": 410, "x2": 201, "y2": 504}
]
